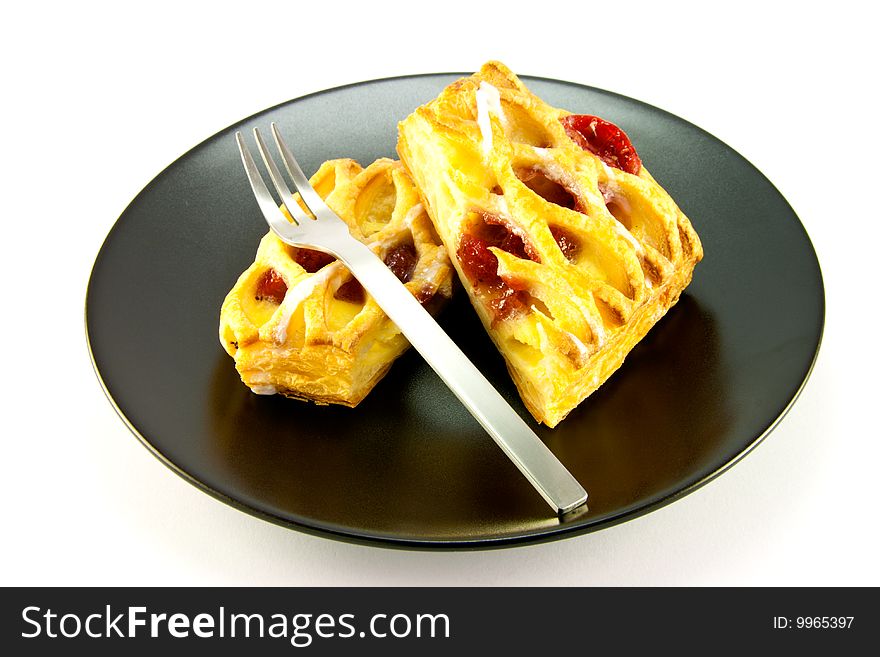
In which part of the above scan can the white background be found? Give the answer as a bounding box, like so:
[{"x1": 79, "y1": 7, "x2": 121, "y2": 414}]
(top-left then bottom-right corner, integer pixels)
[{"x1": 3, "y1": 1, "x2": 877, "y2": 586}]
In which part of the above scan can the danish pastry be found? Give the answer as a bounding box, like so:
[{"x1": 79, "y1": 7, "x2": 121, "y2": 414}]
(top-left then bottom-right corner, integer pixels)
[
  {"x1": 397, "y1": 61, "x2": 703, "y2": 427},
  {"x1": 219, "y1": 158, "x2": 454, "y2": 406}
]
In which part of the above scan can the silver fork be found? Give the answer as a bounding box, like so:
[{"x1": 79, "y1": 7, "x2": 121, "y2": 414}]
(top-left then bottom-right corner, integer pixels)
[{"x1": 235, "y1": 123, "x2": 588, "y2": 515}]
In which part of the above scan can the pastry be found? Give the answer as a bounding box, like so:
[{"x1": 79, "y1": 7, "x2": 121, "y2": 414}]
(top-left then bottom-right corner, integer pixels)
[
  {"x1": 397, "y1": 61, "x2": 703, "y2": 427},
  {"x1": 219, "y1": 158, "x2": 454, "y2": 406}
]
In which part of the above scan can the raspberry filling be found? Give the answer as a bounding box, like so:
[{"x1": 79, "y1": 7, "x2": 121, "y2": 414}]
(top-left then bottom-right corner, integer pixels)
[
  {"x1": 334, "y1": 278, "x2": 366, "y2": 305},
  {"x1": 292, "y1": 247, "x2": 363, "y2": 303},
  {"x1": 487, "y1": 283, "x2": 530, "y2": 323},
  {"x1": 293, "y1": 247, "x2": 335, "y2": 273},
  {"x1": 560, "y1": 114, "x2": 642, "y2": 175},
  {"x1": 255, "y1": 268, "x2": 288, "y2": 304},
  {"x1": 415, "y1": 286, "x2": 436, "y2": 305},
  {"x1": 333, "y1": 243, "x2": 420, "y2": 306},
  {"x1": 384, "y1": 243, "x2": 418, "y2": 284},
  {"x1": 457, "y1": 212, "x2": 537, "y2": 323}
]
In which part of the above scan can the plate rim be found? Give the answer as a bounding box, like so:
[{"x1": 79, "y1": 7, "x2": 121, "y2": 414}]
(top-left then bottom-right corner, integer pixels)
[{"x1": 85, "y1": 72, "x2": 826, "y2": 550}]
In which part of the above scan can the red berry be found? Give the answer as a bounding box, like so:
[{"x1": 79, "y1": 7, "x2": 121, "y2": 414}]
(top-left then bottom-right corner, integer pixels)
[
  {"x1": 481, "y1": 212, "x2": 539, "y2": 262},
  {"x1": 457, "y1": 216, "x2": 535, "y2": 324},
  {"x1": 334, "y1": 277, "x2": 365, "y2": 304},
  {"x1": 487, "y1": 285, "x2": 529, "y2": 324},
  {"x1": 560, "y1": 114, "x2": 642, "y2": 175},
  {"x1": 384, "y1": 243, "x2": 418, "y2": 283},
  {"x1": 255, "y1": 268, "x2": 288, "y2": 304},
  {"x1": 457, "y1": 233, "x2": 498, "y2": 284},
  {"x1": 415, "y1": 286, "x2": 436, "y2": 305},
  {"x1": 294, "y1": 248, "x2": 335, "y2": 273}
]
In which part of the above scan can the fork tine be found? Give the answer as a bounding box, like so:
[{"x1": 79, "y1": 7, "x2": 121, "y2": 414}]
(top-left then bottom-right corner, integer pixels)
[
  {"x1": 252, "y1": 128, "x2": 312, "y2": 225},
  {"x1": 270, "y1": 123, "x2": 329, "y2": 215},
  {"x1": 235, "y1": 132, "x2": 294, "y2": 229}
]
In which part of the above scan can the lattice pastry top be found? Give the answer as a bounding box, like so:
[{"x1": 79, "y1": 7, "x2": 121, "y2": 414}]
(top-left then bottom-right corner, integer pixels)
[
  {"x1": 219, "y1": 158, "x2": 454, "y2": 406},
  {"x1": 398, "y1": 61, "x2": 703, "y2": 426}
]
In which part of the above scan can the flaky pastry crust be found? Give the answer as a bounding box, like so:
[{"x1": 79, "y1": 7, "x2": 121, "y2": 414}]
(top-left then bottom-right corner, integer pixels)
[
  {"x1": 219, "y1": 158, "x2": 454, "y2": 406},
  {"x1": 398, "y1": 61, "x2": 703, "y2": 426}
]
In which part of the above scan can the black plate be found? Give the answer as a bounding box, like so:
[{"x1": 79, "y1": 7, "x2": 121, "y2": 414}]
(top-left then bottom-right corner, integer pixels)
[{"x1": 86, "y1": 74, "x2": 824, "y2": 548}]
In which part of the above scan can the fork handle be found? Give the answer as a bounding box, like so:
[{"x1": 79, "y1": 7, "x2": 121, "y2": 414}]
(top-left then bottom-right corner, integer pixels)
[{"x1": 334, "y1": 239, "x2": 588, "y2": 514}]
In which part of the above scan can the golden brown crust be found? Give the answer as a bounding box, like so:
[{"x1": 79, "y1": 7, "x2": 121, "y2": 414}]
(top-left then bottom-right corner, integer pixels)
[
  {"x1": 219, "y1": 158, "x2": 454, "y2": 406},
  {"x1": 398, "y1": 61, "x2": 703, "y2": 426}
]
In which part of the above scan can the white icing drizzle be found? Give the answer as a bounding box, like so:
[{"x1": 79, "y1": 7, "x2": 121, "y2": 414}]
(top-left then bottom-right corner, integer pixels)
[
  {"x1": 475, "y1": 82, "x2": 505, "y2": 154},
  {"x1": 603, "y1": 188, "x2": 632, "y2": 218},
  {"x1": 366, "y1": 226, "x2": 403, "y2": 252},
  {"x1": 273, "y1": 264, "x2": 340, "y2": 344},
  {"x1": 530, "y1": 145, "x2": 558, "y2": 169},
  {"x1": 493, "y1": 193, "x2": 510, "y2": 216},
  {"x1": 530, "y1": 148, "x2": 599, "y2": 208},
  {"x1": 600, "y1": 161, "x2": 617, "y2": 182}
]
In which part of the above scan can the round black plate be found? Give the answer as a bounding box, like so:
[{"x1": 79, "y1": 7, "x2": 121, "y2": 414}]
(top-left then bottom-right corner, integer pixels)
[{"x1": 86, "y1": 74, "x2": 824, "y2": 548}]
